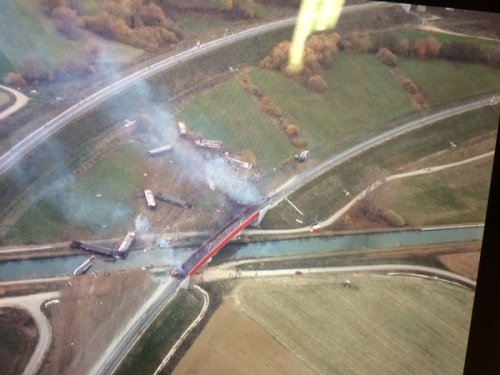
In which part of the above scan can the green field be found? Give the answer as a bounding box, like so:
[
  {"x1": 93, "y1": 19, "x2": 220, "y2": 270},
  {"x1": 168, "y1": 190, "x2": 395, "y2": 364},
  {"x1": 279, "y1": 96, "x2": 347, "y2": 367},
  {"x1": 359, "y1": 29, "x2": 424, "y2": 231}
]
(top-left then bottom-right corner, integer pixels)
[
  {"x1": 261, "y1": 107, "x2": 498, "y2": 229},
  {"x1": 116, "y1": 288, "x2": 204, "y2": 375},
  {"x1": 236, "y1": 274, "x2": 473, "y2": 375},
  {"x1": 4, "y1": 144, "x2": 145, "y2": 243},
  {"x1": 399, "y1": 58, "x2": 500, "y2": 106},
  {"x1": 178, "y1": 78, "x2": 294, "y2": 167},
  {"x1": 251, "y1": 54, "x2": 414, "y2": 153},
  {"x1": 0, "y1": 0, "x2": 141, "y2": 72},
  {"x1": 376, "y1": 157, "x2": 493, "y2": 226}
]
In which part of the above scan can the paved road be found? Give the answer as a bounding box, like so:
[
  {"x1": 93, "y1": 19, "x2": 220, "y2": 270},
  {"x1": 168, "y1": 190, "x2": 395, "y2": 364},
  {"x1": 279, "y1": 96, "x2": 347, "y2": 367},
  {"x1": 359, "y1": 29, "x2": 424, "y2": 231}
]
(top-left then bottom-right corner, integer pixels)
[
  {"x1": 0, "y1": 1, "x2": 388, "y2": 177},
  {"x1": 0, "y1": 291, "x2": 60, "y2": 375},
  {"x1": 0, "y1": 85, "x2": 29, "y2": 121},
  {"x1": 192, "y1": 263, "x2": 476, "y2": 288}
]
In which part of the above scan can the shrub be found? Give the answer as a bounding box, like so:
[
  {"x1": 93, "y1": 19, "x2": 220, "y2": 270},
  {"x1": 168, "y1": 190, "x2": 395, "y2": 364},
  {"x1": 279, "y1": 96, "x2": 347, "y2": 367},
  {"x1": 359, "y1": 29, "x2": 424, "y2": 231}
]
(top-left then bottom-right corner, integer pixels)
[
  {"x1": 259, "y1": 96, "x2": 282, "y2": 117},
  {"x1": 3, "y1": 72, "x2": 27, "y2": 86},
  {"x1": 377, "y1": 47, "x2": 397, "y2": 67},
  {"x1": 284, "y1": 123, "x2": 299, "y2": 137},
  {"x1": 381, "y1": 209, "x2": 405, "y2": 227},
  {"x1": 306, "y1": 74, "x2": 328, "y2": 92},
  {"x1": 372, "y1": 31, "x2": 400, "y2": 53}
]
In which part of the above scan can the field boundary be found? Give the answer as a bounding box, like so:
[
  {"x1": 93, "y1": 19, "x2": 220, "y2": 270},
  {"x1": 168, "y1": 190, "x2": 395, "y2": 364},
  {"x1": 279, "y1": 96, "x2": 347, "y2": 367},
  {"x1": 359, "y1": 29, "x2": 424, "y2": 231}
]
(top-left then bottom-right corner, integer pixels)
[{"x1": 153, "y1": 285, "x2": 209, "y2": 375}]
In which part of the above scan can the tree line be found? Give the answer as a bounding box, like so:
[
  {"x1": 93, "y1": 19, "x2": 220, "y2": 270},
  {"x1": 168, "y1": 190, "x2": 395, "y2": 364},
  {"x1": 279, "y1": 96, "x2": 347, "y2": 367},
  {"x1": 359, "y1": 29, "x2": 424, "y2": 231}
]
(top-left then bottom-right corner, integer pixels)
[{"x1": 261, "y1": 29, "x2": 500, "y2": 91}]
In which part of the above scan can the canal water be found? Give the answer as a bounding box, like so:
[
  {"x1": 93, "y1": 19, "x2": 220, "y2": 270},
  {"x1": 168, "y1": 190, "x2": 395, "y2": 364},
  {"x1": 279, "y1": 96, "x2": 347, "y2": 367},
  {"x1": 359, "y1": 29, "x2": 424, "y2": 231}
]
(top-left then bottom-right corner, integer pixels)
[{"x1": 0, "y1": 226, "x2": 484, "y2": 282}]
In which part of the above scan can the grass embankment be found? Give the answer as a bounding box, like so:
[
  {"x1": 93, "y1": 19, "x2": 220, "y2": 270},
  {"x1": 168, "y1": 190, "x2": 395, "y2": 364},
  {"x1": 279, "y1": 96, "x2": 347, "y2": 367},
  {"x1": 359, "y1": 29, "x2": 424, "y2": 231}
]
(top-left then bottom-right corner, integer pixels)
[
  {"x1": 177, "y1": 275, "x2": 473, "y2": 375},
  {"x1": 116, "y1": 284, "x2": 219, "y2": 375},
  {"x1": 116, "y1": 289, "x2": 203, "y2": 375},
  {"x1": 0, "y1": 307, "x2": 38, "y2": 375},
  {"x1": 261, "y1": 107, "x2": 498, "y2": 229}
]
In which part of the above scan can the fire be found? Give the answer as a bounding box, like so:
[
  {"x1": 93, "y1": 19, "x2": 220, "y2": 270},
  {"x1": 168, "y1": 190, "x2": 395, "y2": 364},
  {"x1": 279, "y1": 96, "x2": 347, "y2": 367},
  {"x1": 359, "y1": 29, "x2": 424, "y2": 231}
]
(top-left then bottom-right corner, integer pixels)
[{"x1": 288, "y1": 0, "x2": 345, "y2": 72}]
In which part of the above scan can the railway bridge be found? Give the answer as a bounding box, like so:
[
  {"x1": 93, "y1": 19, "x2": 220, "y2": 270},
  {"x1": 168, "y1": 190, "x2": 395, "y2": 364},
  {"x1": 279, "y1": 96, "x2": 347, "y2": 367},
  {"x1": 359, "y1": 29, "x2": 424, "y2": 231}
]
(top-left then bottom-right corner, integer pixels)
[{"x1": 178, "y1": 205, "x2": 261, "y2": 279}]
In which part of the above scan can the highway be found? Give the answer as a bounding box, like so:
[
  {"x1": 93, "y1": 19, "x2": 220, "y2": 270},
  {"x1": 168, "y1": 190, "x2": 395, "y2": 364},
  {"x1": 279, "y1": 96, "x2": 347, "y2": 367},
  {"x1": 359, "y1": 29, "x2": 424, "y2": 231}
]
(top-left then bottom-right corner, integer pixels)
[{"x1": 0, "y1": 1, "x2": 388, "y2": 176}]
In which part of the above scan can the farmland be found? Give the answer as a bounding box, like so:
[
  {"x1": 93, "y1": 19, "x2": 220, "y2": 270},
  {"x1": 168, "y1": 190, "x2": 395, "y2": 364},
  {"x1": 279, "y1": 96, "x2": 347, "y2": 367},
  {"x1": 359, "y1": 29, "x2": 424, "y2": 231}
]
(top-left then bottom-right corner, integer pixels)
[
  {"x1": 176, "y1": 274, "x2": 473, "y2": 375},
  {"x1": 173, "y1": 299, "x2": 313, "y2": 375},
  {"x1": 373, "y1": 156, "x2": 493, "y2": 227},
  {"x1": 261, "y1": 106, "x2": 498, "y2": 230}
]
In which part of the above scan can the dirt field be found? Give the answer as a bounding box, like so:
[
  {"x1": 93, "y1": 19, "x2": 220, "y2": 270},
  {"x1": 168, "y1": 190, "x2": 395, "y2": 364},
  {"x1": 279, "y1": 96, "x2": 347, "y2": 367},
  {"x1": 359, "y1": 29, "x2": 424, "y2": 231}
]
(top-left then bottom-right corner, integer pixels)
[
  {"x1": 438, "y1": 251, "x2": 480, "y2": 280},
  {"x1": 178, "y1": 274, "x2": 473, "y2": 375},
  {"x1": 173, "y1": 299, "x2": 314, "y2": 375},
  {"x1": 0, "y1": 307, "x2": 38, "y2": 375},
  {"x1": 39, "y1": 269, "x2": 158, "y2": 375}
]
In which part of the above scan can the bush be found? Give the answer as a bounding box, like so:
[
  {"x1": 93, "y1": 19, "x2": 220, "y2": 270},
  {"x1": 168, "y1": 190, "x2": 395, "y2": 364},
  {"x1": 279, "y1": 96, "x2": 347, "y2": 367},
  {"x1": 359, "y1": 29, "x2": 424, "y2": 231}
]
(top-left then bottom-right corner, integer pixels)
[
  {"x1": 377, "y1": 47, "x2": 397, "y2": 67},
  {"x1": 381, "y1": 209, "x2": 405, "y2": 227},
  {"x1": 258, "y1": 96, "x2": 282, "y2": 117},
  {"x1": 372, "y1": 31, "x2": 400, "y2": 53},
  {"x1": 284, "y1": 123, "x2": 299, "y2": 137},
  {"x1": 439, "y1": 41, "x2": 484, "y2": 63},
  {"x1": 3, "y1": 72, "x2": 27, "y2": 87},
  {"x1": 306, "y1": 74, "x2": 328, "y2": 92}
]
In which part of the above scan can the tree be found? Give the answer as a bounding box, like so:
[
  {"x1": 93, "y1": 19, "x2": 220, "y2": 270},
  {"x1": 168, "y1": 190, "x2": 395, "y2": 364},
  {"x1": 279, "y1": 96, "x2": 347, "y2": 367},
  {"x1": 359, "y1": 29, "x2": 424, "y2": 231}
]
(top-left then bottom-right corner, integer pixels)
[
  {"x1": 397, "y1": 38, "x2": 410, "y2": 57},
  {"x1": 373, "y1": 32, "x2": 400, "y2": 53},
  {"x1": 426, "y1": 36, "x2": 441, "y2": 58},
  {"x1": 52, "y1": 6, "x2": 83, "y2": 39},
  {"x1": 3, "y1": 72, "x2": 27, "y2": 87},
  {"x1": 412, "y1": 38, "x2": 427, "y2": 59},
  {"x1": 377, "y1": 48, "x2": 397, "y2": 67},
  {"x1": 306, "y1": 74, "x2": 328, "y2": 92},
  {"x1": 439, "y1": 41, "x2": 483, "y2": 63}
]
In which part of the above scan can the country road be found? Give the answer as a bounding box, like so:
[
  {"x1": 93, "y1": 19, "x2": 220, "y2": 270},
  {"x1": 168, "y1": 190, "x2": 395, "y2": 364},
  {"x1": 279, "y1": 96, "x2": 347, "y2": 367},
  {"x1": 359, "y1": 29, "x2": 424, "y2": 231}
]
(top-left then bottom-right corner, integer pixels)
[
  {"x1": 249, "y1": 151, "x2": 494, "y2": 235},
  {"x1": 191, "y1": 263, "x2": 477, "y2": 288},
  {"x1": 0, "y1": 291, "x2": 60, "y2": 375},
  {"x1": 0, "y1": 85, "x2": 29, "y2": 121}
]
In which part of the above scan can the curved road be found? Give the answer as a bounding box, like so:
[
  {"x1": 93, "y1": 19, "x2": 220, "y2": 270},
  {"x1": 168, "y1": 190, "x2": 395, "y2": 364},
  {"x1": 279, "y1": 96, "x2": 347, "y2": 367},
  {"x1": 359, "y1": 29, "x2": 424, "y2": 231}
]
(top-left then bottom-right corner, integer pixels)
[
  {"x1": 0, "y1": 1, "x2": 388, "y2": 176},
  {"x1": 0, "y1": 291, "x2": 60, "y2": 375},
  {"x1": 0, "y1": 85, "x2": 29, "y2": 121},
  {"x1": 249, "y1": 151, "x2": 494, "y2": 235}
]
